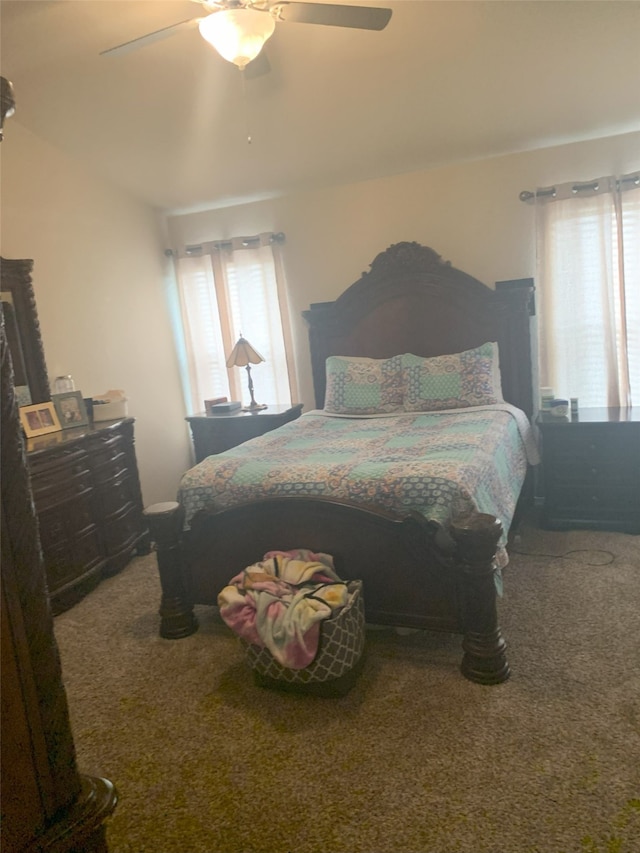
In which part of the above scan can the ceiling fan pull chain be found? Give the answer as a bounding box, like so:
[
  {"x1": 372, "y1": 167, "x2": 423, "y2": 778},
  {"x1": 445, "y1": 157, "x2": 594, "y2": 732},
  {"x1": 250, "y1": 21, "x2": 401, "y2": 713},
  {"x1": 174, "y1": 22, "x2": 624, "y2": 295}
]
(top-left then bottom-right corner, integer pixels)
[{"x1": 240, "y1": 67, "x2": 252, "y2": 144}]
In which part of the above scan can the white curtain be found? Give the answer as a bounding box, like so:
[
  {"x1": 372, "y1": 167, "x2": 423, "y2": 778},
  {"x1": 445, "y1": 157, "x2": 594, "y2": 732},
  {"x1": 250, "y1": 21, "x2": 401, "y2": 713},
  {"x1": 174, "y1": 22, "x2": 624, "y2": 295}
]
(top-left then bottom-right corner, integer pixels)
[
  {"x1": 174, "y1": 235, "x2": 298, "y2": 414},
  {"x1": 536, "y1": 175, "x2": 640, "y2": 408}
]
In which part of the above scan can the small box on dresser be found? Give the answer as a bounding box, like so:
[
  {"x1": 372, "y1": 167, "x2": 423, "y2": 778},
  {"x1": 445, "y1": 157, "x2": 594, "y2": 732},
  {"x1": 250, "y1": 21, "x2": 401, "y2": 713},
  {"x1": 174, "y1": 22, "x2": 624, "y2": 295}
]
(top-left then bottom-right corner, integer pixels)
[{"x1": 537, "y1": 407, "x2": 640, "y2": 533}]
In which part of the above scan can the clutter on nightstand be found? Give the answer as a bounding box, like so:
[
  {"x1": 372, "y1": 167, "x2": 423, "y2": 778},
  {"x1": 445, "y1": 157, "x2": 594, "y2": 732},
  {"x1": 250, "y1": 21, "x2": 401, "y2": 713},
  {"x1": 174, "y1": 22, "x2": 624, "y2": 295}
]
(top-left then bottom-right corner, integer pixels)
[
  {"x1": 208, "y1": 401, "x2": 242, "y2": 413},
  {"x1": 548, "y1": 398, "x2": 569, "y2": 418}
]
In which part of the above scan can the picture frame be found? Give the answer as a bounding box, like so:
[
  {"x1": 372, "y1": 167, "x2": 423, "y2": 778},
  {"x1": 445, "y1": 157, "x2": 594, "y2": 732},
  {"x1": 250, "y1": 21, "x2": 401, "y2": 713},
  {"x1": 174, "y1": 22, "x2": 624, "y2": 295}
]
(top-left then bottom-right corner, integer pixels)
[
  {"x1": 19, "y1": 401, "x2": 62, "y2": 438},
  {"x1": 52, "y1": 390, "x2": 90, "y2": 429}
]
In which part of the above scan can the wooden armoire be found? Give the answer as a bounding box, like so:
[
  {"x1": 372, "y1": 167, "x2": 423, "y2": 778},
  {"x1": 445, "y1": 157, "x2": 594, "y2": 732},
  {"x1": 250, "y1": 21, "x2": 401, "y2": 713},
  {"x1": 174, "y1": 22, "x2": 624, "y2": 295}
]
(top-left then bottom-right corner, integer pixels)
[
  {"x1": 1, "y1": 298, "x2": 117, "y2": 852},
  {"x1": 1, "y1": 73, "x2": 117, "y2": 853},
  {"x1": 1, "y1": 306, "x2": 118, "y2": 851}
]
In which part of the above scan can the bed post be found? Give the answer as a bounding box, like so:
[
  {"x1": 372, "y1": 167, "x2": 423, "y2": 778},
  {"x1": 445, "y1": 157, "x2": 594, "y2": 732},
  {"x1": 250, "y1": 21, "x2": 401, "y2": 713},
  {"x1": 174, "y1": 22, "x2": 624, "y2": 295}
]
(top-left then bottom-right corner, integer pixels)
[
  {"x1": 144, "y1": 502, "x2": 198, "y2": 640},
  {"x1": 450, "y1": 514, "x2": 510, "y2": 685}
]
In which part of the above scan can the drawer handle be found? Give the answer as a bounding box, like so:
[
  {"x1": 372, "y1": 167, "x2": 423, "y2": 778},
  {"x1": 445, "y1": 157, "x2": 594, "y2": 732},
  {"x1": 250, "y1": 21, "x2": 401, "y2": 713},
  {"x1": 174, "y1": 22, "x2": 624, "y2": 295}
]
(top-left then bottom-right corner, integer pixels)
[
  {"x1": 63, "y1": 449, "x2": 84, "y2": 461},
  {"x1": 99, "y1": 434, "x2": 121, "y2": 445}
]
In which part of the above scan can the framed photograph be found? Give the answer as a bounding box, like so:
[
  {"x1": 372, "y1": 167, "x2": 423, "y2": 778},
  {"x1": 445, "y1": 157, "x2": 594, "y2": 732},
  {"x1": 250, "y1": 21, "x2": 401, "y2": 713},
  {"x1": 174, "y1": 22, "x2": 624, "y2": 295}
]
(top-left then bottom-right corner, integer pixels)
[
  {"x1": 19, "y1": 401, "x2": 62, "y2": 438},
  {"x1": 52, "y1": 390, "x2": 90, "y2": 429}
]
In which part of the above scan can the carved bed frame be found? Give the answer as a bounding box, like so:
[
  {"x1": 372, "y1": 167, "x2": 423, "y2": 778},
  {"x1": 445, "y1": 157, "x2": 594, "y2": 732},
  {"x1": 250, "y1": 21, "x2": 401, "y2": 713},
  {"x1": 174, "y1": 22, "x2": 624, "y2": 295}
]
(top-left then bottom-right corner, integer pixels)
[{"x1": 148, "y1": 242, "x2": 534, "y2": 685}]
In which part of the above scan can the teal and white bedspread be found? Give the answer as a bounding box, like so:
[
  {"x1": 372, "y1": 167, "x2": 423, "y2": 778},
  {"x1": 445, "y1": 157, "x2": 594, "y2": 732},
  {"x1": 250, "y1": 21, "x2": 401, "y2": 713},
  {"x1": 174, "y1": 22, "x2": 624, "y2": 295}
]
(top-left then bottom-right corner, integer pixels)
[{"x1": 178, "y1": 404, "x2": 539, "y2": 568}]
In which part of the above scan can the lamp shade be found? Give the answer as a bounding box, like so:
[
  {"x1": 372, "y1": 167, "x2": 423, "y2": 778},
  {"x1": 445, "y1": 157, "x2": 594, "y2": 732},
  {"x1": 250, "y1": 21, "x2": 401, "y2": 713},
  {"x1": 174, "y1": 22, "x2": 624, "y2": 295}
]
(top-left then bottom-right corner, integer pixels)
[
  {"x1": 198, "y1": 9, "x2": 276, "y2": 69},
  {"x1": 226, "y1": 336, "x2": 265, "y2": 368}
]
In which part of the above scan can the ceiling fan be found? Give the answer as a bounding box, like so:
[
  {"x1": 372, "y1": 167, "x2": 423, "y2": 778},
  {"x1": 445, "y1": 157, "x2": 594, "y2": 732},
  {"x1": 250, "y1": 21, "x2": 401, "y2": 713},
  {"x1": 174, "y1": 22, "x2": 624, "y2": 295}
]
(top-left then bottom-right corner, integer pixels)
[{"x1": 101, "y1": 1, "x2": 392, "y2": 71}]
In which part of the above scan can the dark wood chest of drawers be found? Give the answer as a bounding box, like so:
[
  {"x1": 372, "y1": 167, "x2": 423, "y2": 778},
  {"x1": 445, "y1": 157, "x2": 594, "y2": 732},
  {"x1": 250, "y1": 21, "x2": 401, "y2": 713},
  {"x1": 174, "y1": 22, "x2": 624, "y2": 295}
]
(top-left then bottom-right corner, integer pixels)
[
  {"x1": 538, "y1": 407, "x2": 640, "y2": 533},
  {"x1": 26, "y1": 418, "x2": 149, "y2": 611}
]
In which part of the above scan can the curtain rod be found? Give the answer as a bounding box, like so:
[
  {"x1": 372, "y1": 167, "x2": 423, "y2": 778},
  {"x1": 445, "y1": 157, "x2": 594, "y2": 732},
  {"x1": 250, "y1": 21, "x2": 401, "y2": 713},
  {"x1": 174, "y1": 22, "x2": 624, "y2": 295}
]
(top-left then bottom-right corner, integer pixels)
[
  {"x1": 181, "y1": 231, "x2": 285, "y2": 256},
  {"x1": 519, "y1": 172, "x2": 640, "y2": 203}
]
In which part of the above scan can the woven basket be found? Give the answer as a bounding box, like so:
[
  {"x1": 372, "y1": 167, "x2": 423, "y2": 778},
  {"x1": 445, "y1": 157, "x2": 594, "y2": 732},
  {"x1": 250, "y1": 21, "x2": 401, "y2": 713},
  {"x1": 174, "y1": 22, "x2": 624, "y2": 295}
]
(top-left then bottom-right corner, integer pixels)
[{"x1": 241, "y1": 580, "x2": 365, "y2": 695}]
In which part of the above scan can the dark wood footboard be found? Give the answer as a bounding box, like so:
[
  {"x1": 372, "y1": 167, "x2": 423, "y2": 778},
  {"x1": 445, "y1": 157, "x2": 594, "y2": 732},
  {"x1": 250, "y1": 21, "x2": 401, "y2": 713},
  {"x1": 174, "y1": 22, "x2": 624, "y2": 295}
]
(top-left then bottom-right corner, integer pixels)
[{"x1": 145, "y1": 497, "x2": 509, "y2": 684}]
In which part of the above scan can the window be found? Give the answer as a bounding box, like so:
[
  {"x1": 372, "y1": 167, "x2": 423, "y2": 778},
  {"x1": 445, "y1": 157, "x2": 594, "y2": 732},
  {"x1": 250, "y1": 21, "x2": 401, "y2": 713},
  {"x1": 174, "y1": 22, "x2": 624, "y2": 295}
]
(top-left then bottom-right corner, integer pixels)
[
  {"x1": 535, "y1": 174, "x2": 640, "y2": 408},
  {"x1": 174, "y1": 233, "x2": 298, "y2": 414}
]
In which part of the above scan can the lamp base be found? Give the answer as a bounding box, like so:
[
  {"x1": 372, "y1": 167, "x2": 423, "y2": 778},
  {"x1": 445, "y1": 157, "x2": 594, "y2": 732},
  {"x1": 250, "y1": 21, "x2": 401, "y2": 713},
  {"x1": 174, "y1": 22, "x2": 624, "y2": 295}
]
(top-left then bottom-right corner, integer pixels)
[{"x1": 242, "y1": 402, "x2": 268, "y2": 412}]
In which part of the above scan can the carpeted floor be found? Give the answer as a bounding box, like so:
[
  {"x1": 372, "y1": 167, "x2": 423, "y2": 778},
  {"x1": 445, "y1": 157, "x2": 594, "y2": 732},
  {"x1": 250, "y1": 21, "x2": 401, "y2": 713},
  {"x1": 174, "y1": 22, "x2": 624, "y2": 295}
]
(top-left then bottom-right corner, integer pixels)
[{"x1": 53, "y1": 519, "x2": 640, "y2": 853}]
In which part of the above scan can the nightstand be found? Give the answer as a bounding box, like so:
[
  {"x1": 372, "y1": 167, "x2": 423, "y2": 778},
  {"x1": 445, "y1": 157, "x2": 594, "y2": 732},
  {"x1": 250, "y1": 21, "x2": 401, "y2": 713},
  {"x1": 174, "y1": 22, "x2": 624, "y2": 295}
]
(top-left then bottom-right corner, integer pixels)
[
  {"x1": 186, "y1": 403, "x2": 304, "y2": 462},
  {"x1": 537, "y1": 407, "x2": 640, "y2": 533}
]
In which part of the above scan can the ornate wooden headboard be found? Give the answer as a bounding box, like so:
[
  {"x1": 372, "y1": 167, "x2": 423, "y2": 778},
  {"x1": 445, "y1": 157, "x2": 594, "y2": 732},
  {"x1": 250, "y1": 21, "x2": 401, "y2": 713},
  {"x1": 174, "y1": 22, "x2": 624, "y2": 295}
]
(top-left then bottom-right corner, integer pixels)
[{"x1": 303, "y1": 242, "x2": 534, "y2": 417}]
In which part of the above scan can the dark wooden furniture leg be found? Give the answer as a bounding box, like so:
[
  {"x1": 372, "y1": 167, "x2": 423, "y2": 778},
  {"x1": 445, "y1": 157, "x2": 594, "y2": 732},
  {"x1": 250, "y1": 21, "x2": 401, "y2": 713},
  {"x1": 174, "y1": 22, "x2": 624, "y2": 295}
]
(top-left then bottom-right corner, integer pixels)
[
  {"x1": 451, "y1": 514, "x2": 510, "y2": 685},
  {"x1": 144, "y1": 502, "x2": 197, "y2": 639}
]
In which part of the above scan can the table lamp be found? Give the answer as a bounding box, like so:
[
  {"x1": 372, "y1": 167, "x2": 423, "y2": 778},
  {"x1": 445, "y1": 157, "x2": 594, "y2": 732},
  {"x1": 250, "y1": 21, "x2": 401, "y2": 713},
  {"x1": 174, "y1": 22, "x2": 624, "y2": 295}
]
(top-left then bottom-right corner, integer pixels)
[{"x1": 226, "y1": 335, "x2": 268, "y2": 411}]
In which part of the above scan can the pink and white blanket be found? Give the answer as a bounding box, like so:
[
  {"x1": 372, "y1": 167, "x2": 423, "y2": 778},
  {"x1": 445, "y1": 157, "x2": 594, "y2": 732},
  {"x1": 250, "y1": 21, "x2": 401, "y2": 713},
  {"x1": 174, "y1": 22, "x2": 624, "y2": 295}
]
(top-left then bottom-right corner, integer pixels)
[{"x1": 218, "y1": 549, "x2": 348, "y2": 670}]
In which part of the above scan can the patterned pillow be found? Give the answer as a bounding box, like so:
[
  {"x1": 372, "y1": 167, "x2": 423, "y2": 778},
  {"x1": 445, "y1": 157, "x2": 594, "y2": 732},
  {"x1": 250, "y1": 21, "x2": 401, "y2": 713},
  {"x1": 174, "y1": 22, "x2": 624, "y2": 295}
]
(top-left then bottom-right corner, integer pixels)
[
  {"x1": 324, "y1": 355, "x2": 404, "y2": 415},
  {"x1": 402, "y1": 342, "x2": 503, "y2": 412}
]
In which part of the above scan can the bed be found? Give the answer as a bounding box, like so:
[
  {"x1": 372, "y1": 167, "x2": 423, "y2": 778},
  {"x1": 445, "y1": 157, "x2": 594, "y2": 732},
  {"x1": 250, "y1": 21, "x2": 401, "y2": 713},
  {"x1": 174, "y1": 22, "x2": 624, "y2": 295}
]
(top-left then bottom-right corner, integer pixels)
[{"x1": 148, "y1": 242, "x2": 537, "y2": 684}]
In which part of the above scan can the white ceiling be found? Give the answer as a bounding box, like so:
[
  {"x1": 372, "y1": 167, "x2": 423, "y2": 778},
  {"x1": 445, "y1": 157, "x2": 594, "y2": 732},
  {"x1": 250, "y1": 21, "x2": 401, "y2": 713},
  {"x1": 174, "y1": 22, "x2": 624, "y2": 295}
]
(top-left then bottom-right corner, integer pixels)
[{"x1": 2, "y1": 0, "x2": 639, "y2": 214}]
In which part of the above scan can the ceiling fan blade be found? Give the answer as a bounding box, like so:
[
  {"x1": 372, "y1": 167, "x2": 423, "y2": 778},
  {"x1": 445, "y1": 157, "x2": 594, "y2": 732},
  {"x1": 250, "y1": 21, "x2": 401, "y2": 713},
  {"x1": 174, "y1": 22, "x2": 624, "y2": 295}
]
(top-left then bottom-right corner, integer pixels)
[
  {"x1": 271, "y1": 2, "x2": 392, "y2": 31},
  {"x1": 100, "y1": 18, "x2": 201, "y2": 57}
]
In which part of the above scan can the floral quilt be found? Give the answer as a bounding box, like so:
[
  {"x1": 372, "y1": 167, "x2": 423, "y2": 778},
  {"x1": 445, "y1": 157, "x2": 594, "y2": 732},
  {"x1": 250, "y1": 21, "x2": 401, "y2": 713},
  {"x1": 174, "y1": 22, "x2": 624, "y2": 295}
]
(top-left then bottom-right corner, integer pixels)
[{"x1": 178, "y1": 405, "x2": 538, "y2": 567}]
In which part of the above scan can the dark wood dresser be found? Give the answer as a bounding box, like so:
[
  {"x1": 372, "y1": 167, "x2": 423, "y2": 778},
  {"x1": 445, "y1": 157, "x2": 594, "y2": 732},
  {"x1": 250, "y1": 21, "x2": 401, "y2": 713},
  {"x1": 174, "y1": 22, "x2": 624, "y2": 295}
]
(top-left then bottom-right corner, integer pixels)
[
  {"x1": 538, "y1": 407, "x2": 640, "y2": 533},
  {"x1": 26, "y1": 417, "x2": 149, "y2": 612}
]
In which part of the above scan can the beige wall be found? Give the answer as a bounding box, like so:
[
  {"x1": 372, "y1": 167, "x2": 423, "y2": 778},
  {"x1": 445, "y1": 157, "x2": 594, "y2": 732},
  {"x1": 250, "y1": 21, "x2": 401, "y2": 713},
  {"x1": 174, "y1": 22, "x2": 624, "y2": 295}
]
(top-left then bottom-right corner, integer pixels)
[
  {"x1": 1, "y1": 121, "x2": 192, "y2": 505},
  {"x1": 167, "y1": 131, "x2": 640, "y2": 408},
  {"x1": 3, "y1": 122, "x2": 638, "y2": 506}
]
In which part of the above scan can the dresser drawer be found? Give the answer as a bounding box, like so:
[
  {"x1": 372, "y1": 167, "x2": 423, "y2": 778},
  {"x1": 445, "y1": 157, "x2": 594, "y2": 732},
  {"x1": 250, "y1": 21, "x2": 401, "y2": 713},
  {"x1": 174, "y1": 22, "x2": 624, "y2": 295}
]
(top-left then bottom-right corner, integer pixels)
[
  {"x1": 36, "y1": 482, "x2": 96, "y2": 543},
  {"x1": 95, "y1": 471, "x2": 138, "y2": 517},
  {"x1": 91, "y1": 452, "x2": 128, "y2": 485},
  {"x1": 544, "y1": 458, "x2": 637, "y2": 487},
  {"x1": 102, "y1": 503, "x2": 143, "y2": 556},
  {"x1": 28, "y1": 444, "x2": 86, "y2": 473},
  {"x1": 546, "y1": 481, "x2": 640, "y2": 514},
  {"x1": 538, "y1": 409, "x2": 640, "y2": 533},
  {"x1": 544, "y1": 429, "x2": 638, "y2": 480},
  {"x1": 31, "y1": 468, "x2": 94, "y2": 513},
  {"x1": 29, "y1": 447, "x2": 91, "y2": 500},
  {"x1": 88, "y1": 432, "x2": 126, "y2": 468},
  {"x1": 44, "y1": 526, "x2": 104, "y2": 593},
  {"x1": 41, "y1": 543, "x2": 81, "y2": 592}
]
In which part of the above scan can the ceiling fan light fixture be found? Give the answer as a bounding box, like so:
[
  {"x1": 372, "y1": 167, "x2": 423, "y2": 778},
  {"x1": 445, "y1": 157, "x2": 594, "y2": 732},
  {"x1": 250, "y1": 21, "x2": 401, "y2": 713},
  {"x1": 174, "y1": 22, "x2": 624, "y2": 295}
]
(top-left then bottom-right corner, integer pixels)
[{"x1": 198, "y1": 8, "x2": 276, "y2": 69}]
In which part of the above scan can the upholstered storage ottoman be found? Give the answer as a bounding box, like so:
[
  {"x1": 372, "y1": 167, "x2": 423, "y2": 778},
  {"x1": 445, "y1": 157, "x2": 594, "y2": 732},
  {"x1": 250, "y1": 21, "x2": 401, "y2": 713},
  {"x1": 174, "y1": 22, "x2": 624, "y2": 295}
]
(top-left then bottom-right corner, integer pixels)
[{"x1": 241, "y1": 579, "x2": 365, "y2": 697}]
